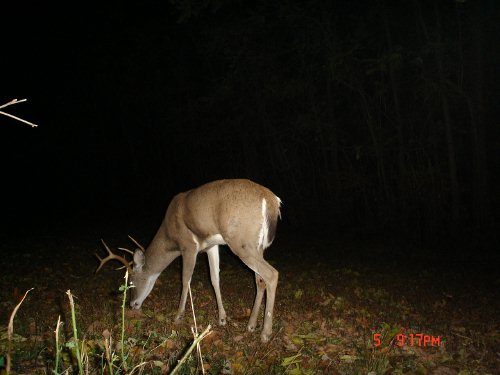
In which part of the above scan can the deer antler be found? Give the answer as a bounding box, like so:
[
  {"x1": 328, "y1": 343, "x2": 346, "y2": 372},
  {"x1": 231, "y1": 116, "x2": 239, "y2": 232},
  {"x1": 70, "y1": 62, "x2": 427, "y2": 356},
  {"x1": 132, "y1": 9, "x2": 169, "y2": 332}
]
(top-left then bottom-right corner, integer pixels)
[
  {"x1": 128, "y1": 235, "x2": 146, "y2": 252},
  {"x1": 95, "y1": 239, "x2": 133, "y2": 274},
  {"x1": 118, "y1": 247, "x2": 135, "y2": 255}
]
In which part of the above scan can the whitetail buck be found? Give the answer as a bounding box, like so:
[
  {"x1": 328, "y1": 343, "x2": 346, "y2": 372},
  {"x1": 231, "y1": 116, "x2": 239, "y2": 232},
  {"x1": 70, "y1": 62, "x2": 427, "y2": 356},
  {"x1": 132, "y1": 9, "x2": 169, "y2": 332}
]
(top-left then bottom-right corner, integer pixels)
[{"x1": 96, "y1": 179, "x2": 281, "y2": 342}]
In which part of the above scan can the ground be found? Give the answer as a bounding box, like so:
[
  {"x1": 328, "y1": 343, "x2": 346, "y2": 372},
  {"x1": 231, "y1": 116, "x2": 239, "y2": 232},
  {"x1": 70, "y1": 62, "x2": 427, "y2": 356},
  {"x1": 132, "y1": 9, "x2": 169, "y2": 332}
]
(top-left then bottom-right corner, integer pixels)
[{"x1": 0, "y1": 225, "x2": 498, "y2": 374}]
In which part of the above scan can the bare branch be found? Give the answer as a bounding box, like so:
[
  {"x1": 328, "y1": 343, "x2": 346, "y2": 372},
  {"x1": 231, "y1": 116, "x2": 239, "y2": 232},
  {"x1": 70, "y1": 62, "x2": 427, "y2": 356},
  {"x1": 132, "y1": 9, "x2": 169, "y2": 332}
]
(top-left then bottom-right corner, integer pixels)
[
  {"x1": 0, "y1": 98, "x2": 38, "y2": 127},
  {"x1": 0, "y1": 110, "x2": 38, "y2": 127},
  {"x1": 0, "y1": 98, "x2": 26, "y2": 109}
]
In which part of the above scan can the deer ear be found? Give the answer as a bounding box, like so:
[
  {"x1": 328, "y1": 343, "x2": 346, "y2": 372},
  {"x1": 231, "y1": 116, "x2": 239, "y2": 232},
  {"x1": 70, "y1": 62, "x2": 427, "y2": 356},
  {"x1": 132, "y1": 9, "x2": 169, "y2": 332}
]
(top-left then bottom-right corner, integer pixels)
[{"x1": 133, "y1": 249, "x2": 145, "y2": 270}]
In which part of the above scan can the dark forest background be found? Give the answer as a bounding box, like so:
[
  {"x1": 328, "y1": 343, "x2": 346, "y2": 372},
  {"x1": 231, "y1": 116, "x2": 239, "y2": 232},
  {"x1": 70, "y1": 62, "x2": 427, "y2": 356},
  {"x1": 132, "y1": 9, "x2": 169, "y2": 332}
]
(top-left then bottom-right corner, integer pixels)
[{"x1": 1, "y1": 0, "x2": 499, "y2": 251}]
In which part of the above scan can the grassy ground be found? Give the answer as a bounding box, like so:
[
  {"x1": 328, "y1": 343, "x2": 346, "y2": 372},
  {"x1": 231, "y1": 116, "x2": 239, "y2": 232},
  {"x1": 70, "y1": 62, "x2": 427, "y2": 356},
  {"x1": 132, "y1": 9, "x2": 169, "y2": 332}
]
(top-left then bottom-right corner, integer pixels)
[{"x1": 0, "y1": 228, "x2": 498, "y2": 374}]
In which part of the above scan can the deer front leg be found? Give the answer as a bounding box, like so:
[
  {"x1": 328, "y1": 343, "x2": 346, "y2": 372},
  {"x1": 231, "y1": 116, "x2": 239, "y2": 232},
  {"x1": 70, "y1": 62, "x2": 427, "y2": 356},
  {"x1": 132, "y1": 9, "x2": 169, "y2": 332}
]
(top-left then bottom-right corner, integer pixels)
[
  {"x1": 175, "y1": 250, "x2": 197, "y2": 323},
  {"x1": 206, "y1": 245, "x2": 227, "y2": 325}
]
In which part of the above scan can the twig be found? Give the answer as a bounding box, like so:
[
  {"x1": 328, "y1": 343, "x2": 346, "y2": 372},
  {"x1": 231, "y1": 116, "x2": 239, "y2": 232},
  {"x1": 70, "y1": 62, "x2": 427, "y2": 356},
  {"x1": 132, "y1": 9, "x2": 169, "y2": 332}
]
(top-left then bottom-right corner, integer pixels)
[
  {"x1": 451, "y1": 331, "x2": 471, "y2": 340},
  {"x1": 0, "y1": 98, "x2": 38, "y2": 127},
  {"x1": 7, "y1": 288, "x2": 34, "y2": 374},
  {"x1": 127, "y1": 361, "x2": 148, "y2": 375},
  {"x1": 0, "y1": 98, "x2": 26, "y2": 110},
  {"x1": 170, "y1": 325, "x2": 212, "y2": 375},
  {"x1": 188, "y1": 284, "x2": 205, "y2": 374}
]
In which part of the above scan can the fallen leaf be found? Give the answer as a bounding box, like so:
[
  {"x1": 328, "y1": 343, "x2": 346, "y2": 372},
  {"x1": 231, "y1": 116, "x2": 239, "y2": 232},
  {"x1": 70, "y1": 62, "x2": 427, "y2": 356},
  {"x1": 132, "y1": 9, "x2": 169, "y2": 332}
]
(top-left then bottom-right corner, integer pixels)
[
  {"x1": 125, "y1": 309, "x2": 147, "y2": 318},
  {"x1": 162, "y1": 339, "x2": 176, "y2": 349}
]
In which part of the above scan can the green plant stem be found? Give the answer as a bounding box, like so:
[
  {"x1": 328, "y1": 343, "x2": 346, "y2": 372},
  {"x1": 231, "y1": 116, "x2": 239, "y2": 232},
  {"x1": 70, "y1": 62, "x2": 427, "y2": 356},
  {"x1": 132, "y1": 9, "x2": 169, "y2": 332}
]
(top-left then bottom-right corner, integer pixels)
[
  {"x1": 53, "y1": 315, "x2": 62, "y2": 374},
  {"x1": 104, "y1": 337, "x2": 114, "y2": 375},
  {"x1": 120, "y1": 271, "x2": 129, "y2": 371},
  {"x1": 100, "y1": 354, "x2": 105, "y2": 375},
  {"x1": 66, "y1": 290, "x2": 84, "y2": 375}
]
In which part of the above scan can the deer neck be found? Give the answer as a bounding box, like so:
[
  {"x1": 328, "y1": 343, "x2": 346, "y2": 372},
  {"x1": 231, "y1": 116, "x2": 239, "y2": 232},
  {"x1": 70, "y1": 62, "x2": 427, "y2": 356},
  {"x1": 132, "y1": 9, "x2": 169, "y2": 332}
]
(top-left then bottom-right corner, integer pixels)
[{"x1": 143, "y1": 225, "x2": 179, "y2": 274}]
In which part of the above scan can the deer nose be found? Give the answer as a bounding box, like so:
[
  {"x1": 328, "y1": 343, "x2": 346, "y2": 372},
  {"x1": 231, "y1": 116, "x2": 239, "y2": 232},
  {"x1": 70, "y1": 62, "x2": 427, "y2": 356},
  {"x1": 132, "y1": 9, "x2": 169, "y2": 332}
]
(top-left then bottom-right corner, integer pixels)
[{"x1": 130, "y1": 301, "x2": 141, "y2": 309}]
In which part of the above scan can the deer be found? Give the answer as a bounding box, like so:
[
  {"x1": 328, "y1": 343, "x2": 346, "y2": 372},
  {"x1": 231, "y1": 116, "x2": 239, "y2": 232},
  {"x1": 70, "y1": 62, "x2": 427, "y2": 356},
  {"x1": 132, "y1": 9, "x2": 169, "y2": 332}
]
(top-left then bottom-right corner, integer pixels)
[{"x1": 96, "y1": 179, "x2": 281, "y2": 342}]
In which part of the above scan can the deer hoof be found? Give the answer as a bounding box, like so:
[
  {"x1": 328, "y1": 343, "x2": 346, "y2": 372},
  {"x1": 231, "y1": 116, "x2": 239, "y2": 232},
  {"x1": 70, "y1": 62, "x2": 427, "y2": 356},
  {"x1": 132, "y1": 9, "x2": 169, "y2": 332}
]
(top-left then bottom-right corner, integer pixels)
[{"x1": 260, "y1": 332, "x2": 270, "y2": 343}]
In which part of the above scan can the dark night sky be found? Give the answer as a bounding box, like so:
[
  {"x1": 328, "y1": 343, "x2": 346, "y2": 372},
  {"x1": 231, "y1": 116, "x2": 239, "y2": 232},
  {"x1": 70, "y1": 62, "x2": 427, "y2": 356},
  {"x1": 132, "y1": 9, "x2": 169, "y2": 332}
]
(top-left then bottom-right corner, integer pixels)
[
  {"x1": 1, "y1": 0, "x2": 499, "y2": 247},
  {"x1": 2, "y1": 2, "x2": 185, "y2": 231}
]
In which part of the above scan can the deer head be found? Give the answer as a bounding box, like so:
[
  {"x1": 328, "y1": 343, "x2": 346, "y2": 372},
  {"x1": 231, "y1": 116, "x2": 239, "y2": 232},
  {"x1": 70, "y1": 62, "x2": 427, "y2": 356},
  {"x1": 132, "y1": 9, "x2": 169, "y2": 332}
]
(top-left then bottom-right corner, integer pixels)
[{"x1": 95, "y1": 237, "x2": 157, "y2": 309}]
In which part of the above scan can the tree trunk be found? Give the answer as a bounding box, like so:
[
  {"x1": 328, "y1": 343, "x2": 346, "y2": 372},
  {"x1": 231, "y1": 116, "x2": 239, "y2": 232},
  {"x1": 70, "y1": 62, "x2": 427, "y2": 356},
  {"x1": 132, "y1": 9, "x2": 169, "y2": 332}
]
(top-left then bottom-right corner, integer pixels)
[
  {"x1": 468, "y1": 4, "x2": 489, "y2": 228},
  {"x1": 433, "y1": 2, "x2": 460, "y2": 222},
  {"x1": 383, "y1": 6, "x2": 406, "y2": 196}
]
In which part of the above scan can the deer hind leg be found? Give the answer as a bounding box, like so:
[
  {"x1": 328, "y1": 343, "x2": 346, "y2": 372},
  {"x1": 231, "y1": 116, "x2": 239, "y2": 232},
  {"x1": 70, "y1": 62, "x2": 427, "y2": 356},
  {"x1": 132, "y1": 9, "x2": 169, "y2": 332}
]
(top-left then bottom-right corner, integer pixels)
[
  {"x1": 247, "y1": 273, "x2": 266, "y2": 332},
  {"x1": 235, "y1": 250, "x2": 279, "y2": 343},
  {"x1": 255, "y1": 258, "x2": 278, "y2": 343},
  {"x1": 175, "y1": 249, "x2": 198, "y2": 323},
  {"x1": 206, "y1": 245, "x2": 227, "y2": 325}
]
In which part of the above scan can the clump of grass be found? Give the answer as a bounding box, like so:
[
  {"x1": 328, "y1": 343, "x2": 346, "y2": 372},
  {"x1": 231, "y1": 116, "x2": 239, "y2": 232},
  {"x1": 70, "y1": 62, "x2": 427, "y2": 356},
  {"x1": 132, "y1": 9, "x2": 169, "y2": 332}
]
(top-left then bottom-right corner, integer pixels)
[
  {"x1": 63, "y1": 271, "x2": 137, "y2": 374},
  {"x1": 4, "y1": 272, "x2": 212, "y2": 374}
]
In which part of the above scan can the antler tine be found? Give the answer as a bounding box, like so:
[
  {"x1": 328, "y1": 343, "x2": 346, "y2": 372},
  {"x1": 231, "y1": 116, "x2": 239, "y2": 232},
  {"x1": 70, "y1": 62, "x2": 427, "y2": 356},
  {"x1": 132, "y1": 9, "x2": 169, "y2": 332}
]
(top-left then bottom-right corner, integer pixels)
[
  {"x1": 95, "y1": 239, "x2": 133, "y2": 274},
  {"x1": 127, "y1": 235, "x2": 146, "y2": 252},
  {"x1": 118, "y1": 247, "x2": 135, "y2": 255}
]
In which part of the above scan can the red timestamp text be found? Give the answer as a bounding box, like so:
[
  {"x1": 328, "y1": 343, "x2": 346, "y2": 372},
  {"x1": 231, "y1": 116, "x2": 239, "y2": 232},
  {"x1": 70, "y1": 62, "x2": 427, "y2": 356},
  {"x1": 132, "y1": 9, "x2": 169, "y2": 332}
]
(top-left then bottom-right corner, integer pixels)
[{"x1": 373, "y1": 333, "x2": 441, "y2": 347}]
